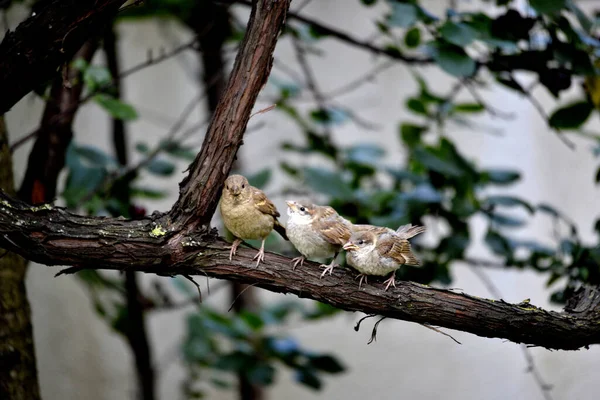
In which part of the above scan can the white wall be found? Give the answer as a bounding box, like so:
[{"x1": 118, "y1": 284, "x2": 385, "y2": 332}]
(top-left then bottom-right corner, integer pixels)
[{"x1": 4, "y1": 1, "x2": 600, "y2": 399}]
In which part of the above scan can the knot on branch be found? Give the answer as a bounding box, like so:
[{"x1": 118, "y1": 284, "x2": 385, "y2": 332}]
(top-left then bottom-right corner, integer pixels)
[{"x1": 564, "y1": 285, "x2": 600, "y2": 316}]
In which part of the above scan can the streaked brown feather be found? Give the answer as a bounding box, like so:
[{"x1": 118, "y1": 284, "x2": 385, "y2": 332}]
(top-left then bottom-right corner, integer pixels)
[
  {"x1": 317, "y1": 219, "x2": 352, "y2": 246},
  {"x1": 377, "y1": 238, "x2": 420, "y2": 266},
  {"x1": 252, "y1": 189, "x2": 280, "y2": 218}
]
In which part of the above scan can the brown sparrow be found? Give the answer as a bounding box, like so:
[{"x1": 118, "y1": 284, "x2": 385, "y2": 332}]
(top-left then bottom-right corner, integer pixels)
[
  {"x1": 219, "y1": 174, "x2": 288, "y2": 266},
  {"x1": 343, "y1": 224, "x2": 425, "y2": 290},
  {"x1": 286, "y1": 200, "x2": 352, "y2": 277}
]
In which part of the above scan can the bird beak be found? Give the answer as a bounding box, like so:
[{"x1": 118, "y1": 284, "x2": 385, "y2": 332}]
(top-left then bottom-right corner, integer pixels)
[
  {"x1": 285, "y1": 200, "x2": 296, "y2": 210},
  {"x1": 231, "y1": 185, "x2": 240, "y2": 196},
  {"x1": 343, "y1": 242, "x2": 359, "y2": 251}
]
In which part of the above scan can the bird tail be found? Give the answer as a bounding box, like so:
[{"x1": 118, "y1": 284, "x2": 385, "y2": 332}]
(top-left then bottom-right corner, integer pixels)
[
  {"x1": 396, "y1": 224, "x2": 426, "y2": 239},
  {"x1": 396, "y1": 239, "x2": 421, "y2": 266},
  {"x1": 274, "y1": 220, "x2": 289, "y2": 241}
]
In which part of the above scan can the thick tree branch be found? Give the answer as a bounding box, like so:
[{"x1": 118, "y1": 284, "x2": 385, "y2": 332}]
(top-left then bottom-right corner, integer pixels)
[
  {"x1": 1, "y1": 195, "x2": 600, "y2": 351},
  {"x1": 0, "y1": 0, "x2": 126, "y2": 114},
  {"x1": 170, "y1": 0, "x2": 291, "y2": 230},
  {"x1": 18, "y1": 40, "x2": 98, "y2": 204}
]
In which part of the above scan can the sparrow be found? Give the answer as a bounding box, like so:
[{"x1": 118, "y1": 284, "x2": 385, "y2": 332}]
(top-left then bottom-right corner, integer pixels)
[
  {"x1": 286, "y1": 200, "x2": 353, "y2": 277},
  {"x1": 219, "y1": 174, "x2": 288, "y2": 266},
  {"x1": 343, "y1": 224, "x2": 425, "y2": 290}
]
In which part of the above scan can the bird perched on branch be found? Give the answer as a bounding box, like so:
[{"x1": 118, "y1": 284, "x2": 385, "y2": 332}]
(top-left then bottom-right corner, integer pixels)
[
  {"x1": 286, "y1": 200, "x2": 352, "y2": 277},
  {"x1": 220, "y1": 174, "x2": 287, "y2": 266},
  {"x1": 343, "y1": 224, "x2": 425, "y2": 290}
]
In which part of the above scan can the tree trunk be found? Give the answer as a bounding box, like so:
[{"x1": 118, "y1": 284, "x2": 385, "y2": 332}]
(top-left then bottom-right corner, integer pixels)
[{"x1": 0, "y1": 117, "x2": 41, "y2": 400}]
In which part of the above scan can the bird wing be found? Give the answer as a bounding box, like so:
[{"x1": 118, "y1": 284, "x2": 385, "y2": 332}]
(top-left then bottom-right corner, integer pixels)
[
  {"x1": 252, "y1": 188, "x2": 280, "y2": 218},
  {"x1": 377, "y1": 237, "x2": 420, "y2": 266},
  {"x1": 395, "y1": 224, "x2": 426, "y2": 239},
  {"x1": 316, "y1": 217, "x2": 353, "y2": 246}
]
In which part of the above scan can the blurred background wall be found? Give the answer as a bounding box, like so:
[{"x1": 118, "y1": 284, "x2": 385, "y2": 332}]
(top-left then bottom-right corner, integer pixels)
[{"x1": 4, "y1": 0, "x2": 600, "y2": 399}]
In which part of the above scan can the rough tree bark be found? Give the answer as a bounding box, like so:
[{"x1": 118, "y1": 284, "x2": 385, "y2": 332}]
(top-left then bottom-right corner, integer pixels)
[
  {"x1": 187, "y1": 2, "x2": 264, "y2": 399},
  {"x1": 0, "y1": 118, "x2": 41, "y2": 400},
  {"x1": 0, "y1": 0, "x2": 127, "y2": 114},
  {"x1": 1, "y1": 0, "x2": 600, "y2": 354},
  {"x1": 18, "y1": 40, "x2": 98, "y2": 204}
]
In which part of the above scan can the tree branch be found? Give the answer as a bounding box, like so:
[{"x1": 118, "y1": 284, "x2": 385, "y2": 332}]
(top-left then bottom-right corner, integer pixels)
[
  {"x1": 170, "y1": 0, "x2": 291, "y2": 230},
  {"x1": 1, "y1": 193, "x2": 600, "y2": 351},
  {"x1": 0, "y1": 0, "x2": 127, "y2": 114}
]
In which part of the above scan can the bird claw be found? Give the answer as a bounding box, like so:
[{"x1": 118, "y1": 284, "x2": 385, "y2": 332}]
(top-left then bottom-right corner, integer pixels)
[
  {"x1": 355, "y1": 274, "x2": 368, "y2": 289},
  {"x1": 291, "y1": 256, "x2": 305, "y2": 270},
  {"x1": 383, "y1": 274, "x2": 396, "y2": 291},
  {"x1": 319, "y1": 262, "x2": 338, "y2": 278},
  {"x1": 229, "y1": 239, "x2": 242, "y2": 261},
  {"x1": 253, "y1": 247, "x2": 265, "y2": 267}
]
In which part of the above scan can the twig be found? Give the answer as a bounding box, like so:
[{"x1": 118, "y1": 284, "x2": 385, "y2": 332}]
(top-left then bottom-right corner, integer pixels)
[
  {"x1": 10, "y1": 38, "x2": 201, "y2": 153},
  {"x1": 227, "y1": 282, "x2": 259, "y2": 312},
  {"x1": 462, "y1": 81, "x2": 515, "y2": 119},
  {"x1": 324, "y1": 60, "x2": 395, "y2": 99},
  {"x1": 368, "y1": 316, "x2": 386, "y2": 344},
  {"x1": 516, "y1": 76, "x2": 575, "y2": 150},
  {"x1": 418, "y1": 323, "x2": 462, "y2": 345},
  {"x1": 291, "y1": 36, "x2": 333, "y2": 140},
  {"x1": 182, "y1": 274, "x2": 203, "y2": 304},
  {"x1": 354, "y1": 314, "x2": 377, "y2": 331},
  {"x1": 235, "y1": 0, "x2": 433, "y2": 65}
]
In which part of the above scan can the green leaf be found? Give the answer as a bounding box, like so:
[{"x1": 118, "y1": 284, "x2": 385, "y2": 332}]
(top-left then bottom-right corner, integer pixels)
[
  {"x1": 453, "y1": 103, "x2": 484, "y2": 113},
  {"x1": 246, "y1": 168, "x2": 272, "y2": 188},
  {"x1": 160, "y1": 141, "x2": 197, "y2": 161},
  {"x1": 482, "y1": 169, "x2": 521, "y2": 185},
  {"x1": 427, "y1": 41, "x2": 476, "y2": 77},
  {"x1": 93, "y1": 94, "x2": 138, "y2": 121},
  {"x1": 239, "y1": 311, "x2": 264, "y2": 331},
  {"x1": 404, "y1": 27, "x2": 421, "y2": 48},
  {"x1": 135, "y1": 142, "x2": 149, "y2": 154},
  {"x1": 388, "y1": 2, "x2": 418, "y2": 27},
  {"x1": 485, "y1": 230, "x2": 512, "y2": 256},
  {"x1": 247, "y1": 363, "x2": 275, "y2": 385},
  {"x1": 295, "y1": 369, "x2": 322, "y2": 390},
  {"x1": 146, "y1": 158, "x2": 176, "y2": 176},
  {"x1": 485, "y1": 195, "x2": 534, "y2": 213},
  {"x1": 406, "y1": 98, "x2": 428, "y2": 115},
  {"x1": 308, "y1": 355, "x2": 345, "y2": 374},
  {"x1": 529, "y1": 0, "x2": 566, "y2": 14},
  {"x1": 439, "y1": 22, "x2": 478, "y2": 46},
  {"x1": 548, "y1": 101, "x2": 593, "y2": 129},
  {"x1": 400, "y1": 123, "x2": 427, "y2": 147},
  {"x1": 303, "y1": 167, "x2": 353, "y2": 198},
  {"x1": 412, "y1": 147, "x2": 464, "y2": 177},
  {"x1": 346, "y1": 143, "x2": 385, "y2": 165},
  {"x1": 74, "y1": 144, "x2": 116, "y2": 167},
  {"x1": 84, "y1": 65, "x2": 112, "y2": 91},
  {"x1": 488, "y1": 212, "x2": 525, "y2": 227}
]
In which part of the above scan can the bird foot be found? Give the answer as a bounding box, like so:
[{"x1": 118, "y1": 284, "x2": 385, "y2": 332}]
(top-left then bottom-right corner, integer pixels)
[
  {"x1": 355, "y1": 274, "x2": 368, "y2": 289},
  {"x1": 253, "y1": 247, "x2": 266, "y2": 267},
  {"x1": 383, "y1": 274, "x2": 396, "y2": 291},
  {"x1": 291, "y1": 256, "x2": 305, "y2": 270},
  {"x1": 319, "y1": 262, "x2": 339, "y2": 278},
  {"x1": 229, "y1": 239, "x2": 242, "y2": 261}
]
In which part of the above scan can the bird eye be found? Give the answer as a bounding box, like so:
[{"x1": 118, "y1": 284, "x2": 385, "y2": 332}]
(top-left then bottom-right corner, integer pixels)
[
  {"x1": 358, "y1": 240, "x2": 364, "y2": 245},
  {"x1": 241, "y1": 184, "x2": 245, "y2": 189},
  {"x1": 226, "y1": 185, "x2": 229, "y2": 190},
  {"x1": 300, "y1": 207, "x2": 305, "y2": 212}
]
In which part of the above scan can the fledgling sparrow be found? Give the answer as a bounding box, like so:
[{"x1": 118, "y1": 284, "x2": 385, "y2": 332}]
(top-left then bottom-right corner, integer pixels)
[
  {"x1": 286, "y1": 200, "x2": 352, "y2": 277},
  {"x1": 343, "y1": 224, "x2": 425, "y2": 290},
  {"x1": 219, "y1": 174, "x2": 288, "y2": 266}
]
